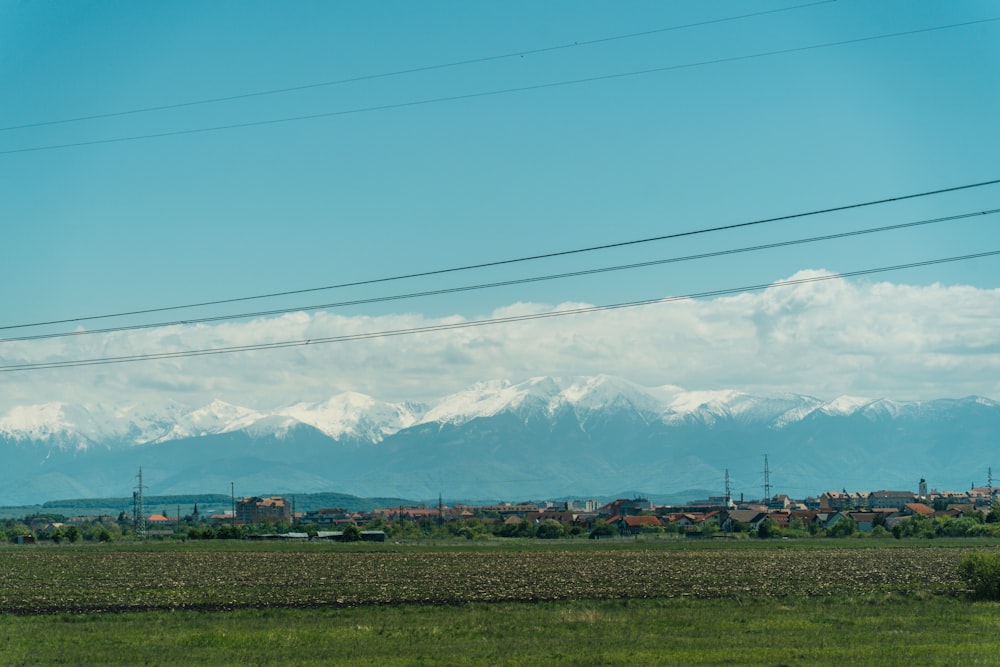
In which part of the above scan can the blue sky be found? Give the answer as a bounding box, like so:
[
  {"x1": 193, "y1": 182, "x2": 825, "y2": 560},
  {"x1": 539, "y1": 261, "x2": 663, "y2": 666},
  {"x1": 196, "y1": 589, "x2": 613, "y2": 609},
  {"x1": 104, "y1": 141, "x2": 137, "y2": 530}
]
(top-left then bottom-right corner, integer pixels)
[{"x1": 1, "y1": 1, "x2": 999, "y2": 408}]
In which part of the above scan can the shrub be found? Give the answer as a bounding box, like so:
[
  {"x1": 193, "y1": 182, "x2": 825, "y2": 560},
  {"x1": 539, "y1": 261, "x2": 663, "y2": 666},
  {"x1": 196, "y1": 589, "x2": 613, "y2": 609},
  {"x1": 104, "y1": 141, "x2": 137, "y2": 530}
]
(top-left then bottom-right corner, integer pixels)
[{"x1": 958, "y1": 550, "x2": 1000, "y2": 599}]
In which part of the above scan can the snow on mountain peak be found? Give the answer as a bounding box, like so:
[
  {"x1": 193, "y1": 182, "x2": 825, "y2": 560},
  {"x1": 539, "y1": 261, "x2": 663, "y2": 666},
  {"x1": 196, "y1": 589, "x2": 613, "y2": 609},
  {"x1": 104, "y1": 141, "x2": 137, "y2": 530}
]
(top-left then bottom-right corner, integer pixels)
[
  {"x1": 0, "y1": 401, "x2": 182, "y2": 449},
  {"x1": 659, "y1": 389, "x2": 824, "y2": 427},
  {"x1": 561, "y1": 375, "x2": 662, "y2": 417},
  {"x1": 0, "y1": 402, "x2": 76, "y2": 441},
  {"x1": 418, "y1": 375, "x2": 668, "y2": 427},
  {"x1": 155, "y1": 400, "x2": 263, "y2": 442},
  {"x1": 419, "y1": 378, "x2": 556, "y2": 424},
  {"x1": 821, "y1": 395, "x2": 874, "y2": 416},
  {"x1": 278, "y1": 392, "x2": 421, "y2": 441},
  {"x1": 3, "y1": 376, "x2": 993, "y2": 452},
  {"x1": 665, "y1": 389, "x2": 745, "y2": 416}
]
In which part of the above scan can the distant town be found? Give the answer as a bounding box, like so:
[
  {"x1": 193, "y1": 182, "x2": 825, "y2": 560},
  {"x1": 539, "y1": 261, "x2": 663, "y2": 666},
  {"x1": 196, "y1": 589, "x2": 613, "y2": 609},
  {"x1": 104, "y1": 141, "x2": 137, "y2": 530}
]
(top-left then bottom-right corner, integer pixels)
[{"x1": 5, "y1": 476, "x2": 1000, "y2": 544}]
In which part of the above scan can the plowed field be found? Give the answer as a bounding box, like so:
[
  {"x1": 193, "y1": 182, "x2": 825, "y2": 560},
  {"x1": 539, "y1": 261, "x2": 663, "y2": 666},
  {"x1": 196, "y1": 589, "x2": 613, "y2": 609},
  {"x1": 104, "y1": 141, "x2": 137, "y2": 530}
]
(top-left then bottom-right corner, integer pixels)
[{"x1": 0, "y1": 544, "x2": 975, "y2": 615}]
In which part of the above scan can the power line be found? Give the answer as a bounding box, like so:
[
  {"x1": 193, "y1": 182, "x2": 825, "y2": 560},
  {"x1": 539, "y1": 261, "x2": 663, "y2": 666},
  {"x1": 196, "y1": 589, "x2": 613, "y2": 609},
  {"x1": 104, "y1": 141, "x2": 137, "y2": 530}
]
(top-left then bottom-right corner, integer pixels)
[
  {"x1": 3, "y1": 16, "x2": 996, "y2": 156},
  {"x1": 2, "y1": 249, "x2": 995, "y2": 373},
  {"x1": 3, "y1": 207, "x2": 995, "y2": 344},
  {"x1": 4, "y1": 176, "x2": 999, "y2": 333},
  {"x1": 0, "y1": 1, "x2": 837, "y2": 133}
]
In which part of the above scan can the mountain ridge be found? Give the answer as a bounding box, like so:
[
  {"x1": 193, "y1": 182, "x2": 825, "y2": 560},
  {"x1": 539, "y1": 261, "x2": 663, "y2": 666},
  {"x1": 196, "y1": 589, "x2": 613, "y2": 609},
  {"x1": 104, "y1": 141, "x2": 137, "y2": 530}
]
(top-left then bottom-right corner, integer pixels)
[
  {"x1": 0, "y1": 376, "x2": 997, "y2": 505},
  {"x1": 6, "y1": 375, "x2": 990, "y2": 448}
]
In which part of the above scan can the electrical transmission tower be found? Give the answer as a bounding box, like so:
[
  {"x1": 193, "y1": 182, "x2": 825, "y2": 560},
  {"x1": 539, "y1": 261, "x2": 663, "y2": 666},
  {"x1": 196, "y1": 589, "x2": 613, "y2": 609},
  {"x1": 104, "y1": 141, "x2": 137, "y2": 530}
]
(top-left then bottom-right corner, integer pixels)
[
  {"x1": 134, "y1": 468, "x2": 147, "y2": 540},
  {"x1": 763, "y1": 455, "x2": 772, "y2": 502}
]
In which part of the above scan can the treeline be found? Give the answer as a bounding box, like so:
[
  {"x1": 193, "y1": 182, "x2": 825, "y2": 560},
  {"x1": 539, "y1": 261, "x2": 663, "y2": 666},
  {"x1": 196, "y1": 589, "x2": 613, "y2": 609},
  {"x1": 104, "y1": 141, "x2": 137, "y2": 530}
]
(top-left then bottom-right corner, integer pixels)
[
  {"x1": 891, "y1": 510, "x2": 1000, "y2": 539},
  {"x1": 1, "y1": 517, "x2": 121, "y2": 543},
  {"x1": 745, "y1": 505, "x2": 1000, "y2": 540},
  {"x1": 6, "y1": 505, "x2": 1000, "y2": 545}
]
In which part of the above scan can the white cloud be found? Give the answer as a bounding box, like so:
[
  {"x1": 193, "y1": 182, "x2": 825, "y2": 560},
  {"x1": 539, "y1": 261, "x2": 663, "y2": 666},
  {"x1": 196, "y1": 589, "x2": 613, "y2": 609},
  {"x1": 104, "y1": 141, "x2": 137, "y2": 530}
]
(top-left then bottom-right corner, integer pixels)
[{"x1": 2, "y1": 272, "x2": 998, "y2": 411}]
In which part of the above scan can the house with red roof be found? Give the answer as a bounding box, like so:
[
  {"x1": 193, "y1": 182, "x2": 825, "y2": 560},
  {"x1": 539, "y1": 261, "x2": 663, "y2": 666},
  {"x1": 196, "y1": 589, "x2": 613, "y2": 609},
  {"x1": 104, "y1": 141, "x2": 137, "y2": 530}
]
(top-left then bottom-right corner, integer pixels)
[{"x1": 617, "y1": 515, "x2": 663, "y2": 536}]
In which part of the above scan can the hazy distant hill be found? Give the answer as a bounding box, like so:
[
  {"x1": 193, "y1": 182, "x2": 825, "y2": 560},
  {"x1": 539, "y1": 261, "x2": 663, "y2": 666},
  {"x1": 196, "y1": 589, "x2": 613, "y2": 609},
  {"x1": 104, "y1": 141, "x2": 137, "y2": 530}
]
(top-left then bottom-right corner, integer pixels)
[
  {"x1": 0, "y1": 376, "x2": 997, "y2": 505},
  {"x1": 29, "y1": 491, "x2": 412, "y2": 517}
]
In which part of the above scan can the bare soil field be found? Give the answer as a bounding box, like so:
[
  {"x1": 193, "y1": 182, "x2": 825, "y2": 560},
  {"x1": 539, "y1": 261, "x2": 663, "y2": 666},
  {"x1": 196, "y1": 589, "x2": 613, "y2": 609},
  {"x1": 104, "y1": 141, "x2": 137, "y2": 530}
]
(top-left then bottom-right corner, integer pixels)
[{"x1": 0, "y1": 541, "x2": 977, "y2": 614}]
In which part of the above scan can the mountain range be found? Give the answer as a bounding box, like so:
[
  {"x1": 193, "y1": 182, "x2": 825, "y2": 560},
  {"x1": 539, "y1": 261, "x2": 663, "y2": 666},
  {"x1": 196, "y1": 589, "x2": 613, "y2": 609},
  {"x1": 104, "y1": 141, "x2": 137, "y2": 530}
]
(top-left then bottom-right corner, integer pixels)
[{"x1": 1, "y1": 375, "x2": 997, "y2": 506}]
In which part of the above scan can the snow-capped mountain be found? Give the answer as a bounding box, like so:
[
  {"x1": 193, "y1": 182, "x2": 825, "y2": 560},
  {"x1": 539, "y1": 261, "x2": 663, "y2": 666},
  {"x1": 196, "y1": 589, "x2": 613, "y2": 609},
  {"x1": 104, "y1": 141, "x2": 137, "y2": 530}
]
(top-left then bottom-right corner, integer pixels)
[
  {"x1": 277, "y1": 393, "x2": 424, "y2": 442},
  {"x1": 416, "y1": 375, "x2": 662, "y2": 426},
  {"x1": 0, "y1": 400, "x2": 187, "y2": 449},
  {"x1": 0, "y1": 376, "x2": 997, "y2": 505}
]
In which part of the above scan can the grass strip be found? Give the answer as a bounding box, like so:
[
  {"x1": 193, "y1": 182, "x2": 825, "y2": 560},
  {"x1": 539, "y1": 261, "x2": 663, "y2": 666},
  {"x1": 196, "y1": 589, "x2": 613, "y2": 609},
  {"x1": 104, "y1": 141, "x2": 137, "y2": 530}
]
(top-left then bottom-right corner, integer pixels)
[{"x1": 2, "y1": 596, "x2": 1000, "y2": 666}]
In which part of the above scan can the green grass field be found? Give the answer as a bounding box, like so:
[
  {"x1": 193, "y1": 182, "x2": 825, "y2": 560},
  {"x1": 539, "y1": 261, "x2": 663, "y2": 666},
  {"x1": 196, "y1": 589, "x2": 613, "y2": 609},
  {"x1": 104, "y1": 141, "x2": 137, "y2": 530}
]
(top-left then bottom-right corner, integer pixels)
[{"x1": 2, "y1": 539, "x2": 999, "y2": 665}]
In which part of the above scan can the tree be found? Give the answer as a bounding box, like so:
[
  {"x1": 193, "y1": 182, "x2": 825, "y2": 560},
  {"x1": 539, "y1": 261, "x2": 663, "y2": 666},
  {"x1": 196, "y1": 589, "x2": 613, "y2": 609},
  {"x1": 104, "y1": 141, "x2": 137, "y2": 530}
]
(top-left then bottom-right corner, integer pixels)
[
  {"x1": 65, "y1": 525, "x2": 81, "y2": 543},
  {"x1": 496, "y1": 519, "x2": 535, "y2": 538},
  {"x1": 536, "y1": 519, "x2": 565, "y2": 540},
  {"x1": 589, "y1": 521, "x2": 618, "y2": 540},
  {"x1": 365, "y1": 515, "x2": 388, "y2": 531},
  {"x1": 216, "y1": 524, "x2": 243, "y2": 540},
  {"x1": 342, "y1": 524, "x2": 362, "y2": 542},
  {"x1": 985, "y1": 504, "x2": 1000, "y2": 524},
  {"x1": 6, "y1": 523, "x2": 33, "y2": 543},
  {"x1": 893, "y1": 514, "x2": 934, "y2": 539},
  {"x1": 450, "y1": 517, "x2": 492, "y2": 540},
  {"x1": 827, "y1": 517, "x2": 857, "y2": 538},
  {"x1": 188, "y1": 526, "x2": 216, "y2": 539},
  {"x1": 756, "y1": 519, "x2": 776, "y2": 539}
]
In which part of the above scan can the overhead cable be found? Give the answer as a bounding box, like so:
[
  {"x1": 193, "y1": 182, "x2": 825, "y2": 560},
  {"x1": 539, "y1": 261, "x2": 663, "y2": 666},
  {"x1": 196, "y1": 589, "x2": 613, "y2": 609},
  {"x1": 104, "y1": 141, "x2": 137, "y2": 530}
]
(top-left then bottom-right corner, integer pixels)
[
  {"x1": 3, "y1": 176, "x2": 999, "y2": 333},
  {"x1": 3, "y1": 207, "x2": 995, "y2": 343},
  {"x1": 0, "y1": 1, "x2": 837, "y2": 133},
  {"x1": 2, "y1": 249, "x2": 996, "y2": 373},
  {"x1": 2, "y1": 17, "x2": 997, "y2": 156}
]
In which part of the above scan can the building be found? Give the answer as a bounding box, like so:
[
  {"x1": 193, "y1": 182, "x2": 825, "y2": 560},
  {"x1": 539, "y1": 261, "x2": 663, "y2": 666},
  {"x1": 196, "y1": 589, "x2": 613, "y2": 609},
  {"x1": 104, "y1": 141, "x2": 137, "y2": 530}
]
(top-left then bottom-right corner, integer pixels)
[
  {"x1": 819, "y1": 491, "x2": 870, "y2": 511},
  {"x1": 301, "y1": 508, "x2": 353, "y2": 525},
  {"x1": 236, "y1": 496, "x2": 292, "y2": 524},
  {"x1": 869, "y1": 490, "x2": 916, "y2": 510}
]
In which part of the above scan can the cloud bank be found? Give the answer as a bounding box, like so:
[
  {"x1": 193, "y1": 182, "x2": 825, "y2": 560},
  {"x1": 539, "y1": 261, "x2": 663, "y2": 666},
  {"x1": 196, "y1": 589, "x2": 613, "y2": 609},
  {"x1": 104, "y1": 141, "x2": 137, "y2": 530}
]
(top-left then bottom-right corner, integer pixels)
[{"x1": 3, "y1": 271, "x2": 998, "y2": 410}]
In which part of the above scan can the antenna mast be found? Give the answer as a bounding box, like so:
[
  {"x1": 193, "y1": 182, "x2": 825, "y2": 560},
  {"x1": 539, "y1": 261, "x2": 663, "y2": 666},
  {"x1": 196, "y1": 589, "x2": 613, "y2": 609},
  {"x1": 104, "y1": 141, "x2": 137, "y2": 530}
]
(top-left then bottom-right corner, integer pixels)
[{"x1": 724, "y1": 469, "x2": 733, "y2": 508}]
